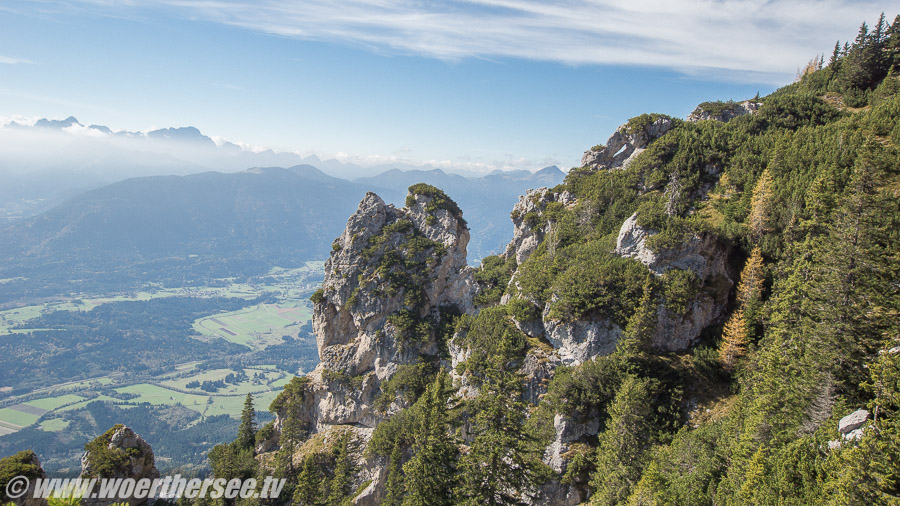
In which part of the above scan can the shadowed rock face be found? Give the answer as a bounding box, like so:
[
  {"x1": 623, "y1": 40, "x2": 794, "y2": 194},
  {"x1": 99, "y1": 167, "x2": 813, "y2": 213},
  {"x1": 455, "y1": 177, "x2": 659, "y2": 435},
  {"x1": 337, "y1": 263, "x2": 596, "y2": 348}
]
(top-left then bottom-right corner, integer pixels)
[{"x1": 615, "y1": 212, "x2": 733, "y2": 351}]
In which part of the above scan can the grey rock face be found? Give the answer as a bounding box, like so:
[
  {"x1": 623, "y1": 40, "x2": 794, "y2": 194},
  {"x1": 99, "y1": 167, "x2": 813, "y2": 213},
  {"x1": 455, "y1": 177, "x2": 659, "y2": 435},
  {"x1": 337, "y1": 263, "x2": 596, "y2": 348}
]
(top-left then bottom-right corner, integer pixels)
[
  {"x1": 615, "y1": 212, "x2": 733, "y2": 351},
  {"x1": 687, "y1": 100, "x2": 761, "y2": 123},
  {"x1": 280, "y1": 188, "x2": 476, "y2": 433},
  {"x1": 80, "y1": 426, "x2": 159, "y2": 506},
  {"x1": 543, "y1": 318, "x2": 622, "y2": 365},
  {"x1": 521, "y1": 348, "x2": 561, "y2": 405},
  {"x1": 580, "y1": 116, "x2": 674, "y2": 171},
  {"x1": 505, "y1": 188, "x2": 576, "y2": 265},
  {"x1": 544, "y1": 414, "x2": 600, "y2": 474}
]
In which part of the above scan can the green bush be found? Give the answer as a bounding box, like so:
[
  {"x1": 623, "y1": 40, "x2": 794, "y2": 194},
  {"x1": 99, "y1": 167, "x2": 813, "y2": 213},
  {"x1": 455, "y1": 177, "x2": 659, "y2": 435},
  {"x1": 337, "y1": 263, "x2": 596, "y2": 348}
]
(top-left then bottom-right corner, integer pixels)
[
  {"x1": 374, "y1": 362, "x2": 436, "y2": 412},
  {"x1": 255, "y1": 421, "x2": 276, "y2": 444},
  {"x1": 474, "y1": 255, "x2": 516, "y2": 306},
  {"x1": 269, "y1": 375, "x2": 310, "y2": 412},
  {"x1": 662, "y1": 268, "x2": 700, "y2": 315},
  {"x1": 507, "y1": 297, "x2": 542, "y2": 321},
  {"x1": 0, "y1": 450, "x2": 44, "y2": 503},
  {"x1": 405, "y1": 183, "x2": 463, "y2": 219},
  {"x1": 622, "y1": 113, "x2": 673, "y2": 135}
]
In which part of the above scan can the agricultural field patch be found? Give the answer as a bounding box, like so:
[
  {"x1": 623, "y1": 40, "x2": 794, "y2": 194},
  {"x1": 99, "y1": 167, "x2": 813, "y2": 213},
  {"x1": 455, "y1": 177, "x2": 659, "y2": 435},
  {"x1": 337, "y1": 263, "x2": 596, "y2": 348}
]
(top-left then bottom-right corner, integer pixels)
[
  {"x1": 0, "y1": 407, "x2": 39, "y2": 428},
  {"x1": 39, "y1": 418, "x2": 70, "y2": 432},
  {"x1": 26, "y1": 394, "x2": 85, "y2": 411},
  {"x1": 192, "y1": 303, "x2": 312, "y2": 349}
]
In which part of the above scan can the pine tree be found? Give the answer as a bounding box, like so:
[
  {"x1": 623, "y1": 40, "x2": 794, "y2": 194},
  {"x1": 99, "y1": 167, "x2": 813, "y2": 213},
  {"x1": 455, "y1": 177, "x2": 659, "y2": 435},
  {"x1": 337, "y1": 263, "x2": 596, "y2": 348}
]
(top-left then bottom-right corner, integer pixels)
[
  {"x1": 735, "y1": 247, "x2": 766, "y2": 337},
  {"x1": 719, "y1": 309, "x2": 748, "y2": 372},
  {"x1": 887, "y1": 15, "x2": 900, "y2": 68},
  {"x1": 589, "y1": 376, "x2": 654, "y2": 505},
  {"x1": 829, "y1": 40, "x2": 842, "y2": 75},
  {"x1": 327, "y1": 431, "x2": 355, "y2": 505},
  {"x1": 458, "y1": 334, "x2": 546, "y2": 504},
  {"x1": 236, "y1": 394, "x2": 257, "y2": 451},
  {"x1": 616, "y1": 275, "x2": 657, "y2": 365},
  {"x1": 293, "y1": 456, "x2": 324, "y2": 506},
  {"x1": 811, "y1": 140, "x2": 896, "y2": 398},
  {"x1": 735, "y1": 248, "x2": 765, "y2": 307},
  {"x1": 382, "y1": 439, "x2": 405, "y2": 506},
  {"x1": 747, "y1": 168, "x2": 774, "y2": 240},
  {"x1": 403, "y1": 372, "x2": 458, "y2": 505}
]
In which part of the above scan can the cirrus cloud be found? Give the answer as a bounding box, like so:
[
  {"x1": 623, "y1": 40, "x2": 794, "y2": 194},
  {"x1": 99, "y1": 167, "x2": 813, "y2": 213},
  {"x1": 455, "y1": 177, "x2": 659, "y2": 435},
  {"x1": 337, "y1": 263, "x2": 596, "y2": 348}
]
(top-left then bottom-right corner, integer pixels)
[
  {"x1": 111, "y1": 0, "x2": 898, "y2": 83},
  {"x1": 0, "y1": 55, "x2": 31, "y2": 64}
]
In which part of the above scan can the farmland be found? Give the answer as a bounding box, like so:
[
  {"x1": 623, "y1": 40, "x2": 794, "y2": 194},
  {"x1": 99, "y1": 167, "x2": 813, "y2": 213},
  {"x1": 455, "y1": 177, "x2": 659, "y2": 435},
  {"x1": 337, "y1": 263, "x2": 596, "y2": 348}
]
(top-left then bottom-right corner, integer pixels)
[
  {"x1": 192, "y1": 303, "x2": 313, "y2": 349},
  {"x1": 0, "y1": 261, "x2": 323, "y2": 473},
  {"x1": 0, "y1": 366, "x2": 292, "y2": 437}
]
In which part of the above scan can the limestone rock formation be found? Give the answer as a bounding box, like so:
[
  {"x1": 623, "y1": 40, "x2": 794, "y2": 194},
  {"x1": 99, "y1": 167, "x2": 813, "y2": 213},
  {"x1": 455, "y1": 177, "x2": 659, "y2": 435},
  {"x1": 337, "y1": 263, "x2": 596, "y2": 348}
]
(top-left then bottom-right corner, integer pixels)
[
  {"x1": 542, "y1": 316, "x2": 622, "y2": 365},
  {"x1": 615, "y1": 212, "x2": 733, "y2": 351},
  {"x1": 80, "y1": 425, "x2": 159, "y2": 506},
  {"x1": 687, "y1": 100, "x2": 761, "y2": 123},
  {"x1": 580, "y1": 115, "x2": 675, "y2": 171},
  {"x1": 264, "y1": 186, "x2": 475, "y2": 501},
  {"x1": 505, "y1": 187, "x2": 576, "y2": 265},
  {"x1": 296, "y1": 189, "x2": 474, "y2": 432}
]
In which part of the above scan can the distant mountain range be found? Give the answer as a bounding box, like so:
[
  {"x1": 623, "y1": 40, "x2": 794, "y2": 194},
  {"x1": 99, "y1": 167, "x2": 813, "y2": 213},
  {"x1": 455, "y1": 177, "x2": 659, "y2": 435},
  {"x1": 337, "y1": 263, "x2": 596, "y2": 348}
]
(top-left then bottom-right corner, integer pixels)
[
  {"x1": 0, "y1": 144, "x2": 565, "y2": 302},
  {"x1": 0, "y1": 116, "x2": 564, "y2": 222}
]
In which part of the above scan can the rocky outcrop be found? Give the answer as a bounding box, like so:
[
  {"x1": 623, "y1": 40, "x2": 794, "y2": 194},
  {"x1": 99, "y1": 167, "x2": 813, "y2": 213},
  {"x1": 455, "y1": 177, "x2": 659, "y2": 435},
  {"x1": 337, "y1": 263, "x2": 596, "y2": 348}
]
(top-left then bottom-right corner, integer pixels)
[
  {"x1": 580, "y1": 115, "x2": 674, "y2": 171},
  {"x1": 615, "y1": 212, "x2": 733, "y2": 351},
  {"x1": 687, "y1": 100, "x2": 761, "y2": 123},
  {"x1": 543, "y1": 316, "x2": 622, "y2": 365},
  {"x1": 270, "y1": 184, "x2": 475, "y2": 439},
  {"x1": 0, "y1": 450, "x2": 48, "y2": 506},
  {"x1": 505, "y1": 188, "x2": 576, "y2": 265},
  {"x1": 80, "y1": 425, "x2": 159, "y2": 506}
]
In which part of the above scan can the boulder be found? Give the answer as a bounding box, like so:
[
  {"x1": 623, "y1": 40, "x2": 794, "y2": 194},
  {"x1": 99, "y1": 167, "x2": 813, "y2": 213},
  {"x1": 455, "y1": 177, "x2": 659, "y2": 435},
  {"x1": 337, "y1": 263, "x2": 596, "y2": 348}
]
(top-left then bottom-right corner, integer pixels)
[{"x1": 838, "y1": 409, "x2": 870, "y2": 435}]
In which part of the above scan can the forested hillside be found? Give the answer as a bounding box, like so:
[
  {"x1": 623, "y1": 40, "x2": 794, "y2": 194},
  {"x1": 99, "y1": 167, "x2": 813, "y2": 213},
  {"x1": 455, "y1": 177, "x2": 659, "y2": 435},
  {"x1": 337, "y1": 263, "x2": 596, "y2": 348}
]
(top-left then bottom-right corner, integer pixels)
[{"x1": 203, "y1": 14, "x2": 900, "y2": 505}]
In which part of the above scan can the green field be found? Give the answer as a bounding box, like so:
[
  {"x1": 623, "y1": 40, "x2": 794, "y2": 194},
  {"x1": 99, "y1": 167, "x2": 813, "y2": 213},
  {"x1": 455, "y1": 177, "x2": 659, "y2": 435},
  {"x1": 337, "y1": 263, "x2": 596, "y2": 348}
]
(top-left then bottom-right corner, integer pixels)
[
  {"x1": 0, "y1": 262, "x2": 324, "y2": 335},
  {"x1": 26, "y1": 394, "x2": 85, "y2": 411},
  {"x1": 116, "y1": 384, "x2": 210, "y2": 409},
  {"x1": 40, "y1": 418, "x2": 71, "y2": 432},
  {"x1": 56, "y1": 395, "x2": 122, "y2": 413},
  {"x1": 160, "y1": 367, "x2": 289, "y2": 395},
  {"x1": 0, "y1": 407, "x2": 40, "y2": 428},
  {"x1": 192, "y1": 303, "x2": 312, "y2": 349}
]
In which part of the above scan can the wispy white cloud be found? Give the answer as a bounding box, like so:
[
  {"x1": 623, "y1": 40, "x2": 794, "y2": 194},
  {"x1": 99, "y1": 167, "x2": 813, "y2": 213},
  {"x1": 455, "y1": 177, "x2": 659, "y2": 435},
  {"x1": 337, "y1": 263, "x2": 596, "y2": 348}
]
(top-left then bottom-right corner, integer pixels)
[
  {"x1": 83, "y1": 0, "x2": 895, "y2": 83},
  {"x1": 0, "y1": 56, "x2": 31, "y2": 64}
]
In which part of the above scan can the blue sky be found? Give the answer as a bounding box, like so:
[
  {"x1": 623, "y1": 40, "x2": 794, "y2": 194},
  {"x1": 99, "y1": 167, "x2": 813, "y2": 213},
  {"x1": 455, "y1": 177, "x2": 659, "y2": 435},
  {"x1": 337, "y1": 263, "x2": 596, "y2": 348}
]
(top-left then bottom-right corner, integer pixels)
[{"x1": 1, "y1": 1, "x2": 896, "y2": 173}]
